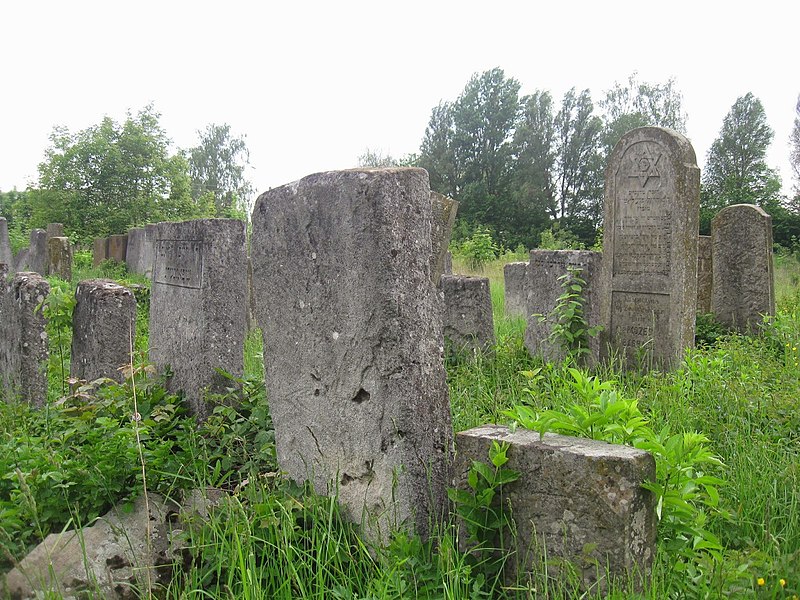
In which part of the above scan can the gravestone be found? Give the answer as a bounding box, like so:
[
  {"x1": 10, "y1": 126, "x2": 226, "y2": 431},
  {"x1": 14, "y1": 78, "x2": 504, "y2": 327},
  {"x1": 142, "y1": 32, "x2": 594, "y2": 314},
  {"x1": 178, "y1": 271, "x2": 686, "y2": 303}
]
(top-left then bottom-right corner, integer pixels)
[
  {"x1": 71, "y1": 280, "x2": 137, "y2": 383},
  {"x1": 430, "y1": 192, "x2": 458, "y2": 285},
  {"x1": 697, "y1": 235, "x2": 713, "y2": 314},
  {"x1": 149, "y1": 219, "x2": 247, "y2": 419},
  {"x1": 15, "y1": 229, "x2": 47, "y2": 275},
  {"x1": 455, "y1": 425, "x2": 656, "y2": 592},
  {"x1": 599, "y1": 127, "x2": 700, "y2": 369},
  {"x1": 48, "y1": 236, "x2": 72, "y2": 281},
  {"x1": 0, "y1": 217, "x2": 12, "y2": 268},
  {"x1": 711, "y1": 204, "x2": 775, "y2": 333},
  {"x1": 46, "y1": 222, "x2": 64, "y2": 240},
  {"x1": 440, "y1": 275, "x2": 495, "y2": 353},
  {"x1": 125, "y1": 227, "x2": 146, "y2": 274},
  {"x1": 525, "y1": 250, "x2": 602, "y2": 363},
  {"x1": 0, "y1": 271, "x2": 50, "y2": 405},
  {"x1": 251, "y1": 168, "x2": 453, "y2": 543},
  {"x1": 107, "y1": 234, "x2": 128, "y2": 263},
  {"x1": 93, "y1": 237, "x2": 109, "y2": 267},
  {"x1": 503, "y1": 261, "x2": 528, "y2": 317},
  {"x1": 142, "y1": 224, "x2": 157, "y2": 278}
]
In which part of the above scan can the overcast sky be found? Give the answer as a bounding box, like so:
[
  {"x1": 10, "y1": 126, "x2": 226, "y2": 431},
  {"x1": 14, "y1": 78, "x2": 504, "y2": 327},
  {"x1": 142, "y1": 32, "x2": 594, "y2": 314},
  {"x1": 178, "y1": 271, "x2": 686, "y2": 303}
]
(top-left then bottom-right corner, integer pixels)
[{"x1": 1, "y1": 1, "x2": 797, "y2": 198}]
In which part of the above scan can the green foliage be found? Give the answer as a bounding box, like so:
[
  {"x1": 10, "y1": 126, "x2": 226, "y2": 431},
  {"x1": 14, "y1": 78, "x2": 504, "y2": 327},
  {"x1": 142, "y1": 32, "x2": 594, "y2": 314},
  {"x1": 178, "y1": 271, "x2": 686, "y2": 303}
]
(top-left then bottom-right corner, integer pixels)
[
  {"x1": 457, "y1": 227, "x2": 498, "y2": 271},
  {"x1": 537, "y1": 225, "x2": 585, "y2": 250},
  {"x1": 39, "y1": 280, "x2": 77, "y2": 396}
]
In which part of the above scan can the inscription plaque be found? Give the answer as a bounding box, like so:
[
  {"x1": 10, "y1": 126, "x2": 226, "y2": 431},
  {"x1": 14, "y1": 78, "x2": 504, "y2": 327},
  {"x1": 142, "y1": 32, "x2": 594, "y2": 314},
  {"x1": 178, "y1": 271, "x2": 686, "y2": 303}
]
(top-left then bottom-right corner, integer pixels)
[{"x1": 154, "y1": 239, "x2": 204, "y2": 289}]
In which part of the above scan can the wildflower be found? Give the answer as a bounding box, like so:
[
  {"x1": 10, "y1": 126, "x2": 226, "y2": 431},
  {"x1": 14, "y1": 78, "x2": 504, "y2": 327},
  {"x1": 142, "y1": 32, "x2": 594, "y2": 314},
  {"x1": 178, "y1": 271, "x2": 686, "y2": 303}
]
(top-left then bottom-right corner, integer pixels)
[
  {"x1": 779, "y1": 578, "x2": 785, "y2": 587},
  {"x1": 757, "y1": 577, "x2": 765, "y2": 586}
]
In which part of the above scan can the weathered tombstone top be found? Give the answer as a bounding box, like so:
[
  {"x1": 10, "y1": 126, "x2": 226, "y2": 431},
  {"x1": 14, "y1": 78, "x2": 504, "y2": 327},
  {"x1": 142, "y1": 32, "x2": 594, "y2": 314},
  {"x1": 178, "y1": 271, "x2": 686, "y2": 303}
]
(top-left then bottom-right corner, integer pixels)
[
  {"x1": 430, "y1": 192, "x2": 458, "y2": 286},
  {"x1": 711, "y1": 204, "x2": 775, "y2": 333},
  {"x1": 46, "y1": 223, "x2": 64, "y2": 240},
  {"x1": 0, "y1": 217, "x2": 12, "y2": 268},
  {"x1": 600, "y1": 127, "x2": 700, "y2": 370}
]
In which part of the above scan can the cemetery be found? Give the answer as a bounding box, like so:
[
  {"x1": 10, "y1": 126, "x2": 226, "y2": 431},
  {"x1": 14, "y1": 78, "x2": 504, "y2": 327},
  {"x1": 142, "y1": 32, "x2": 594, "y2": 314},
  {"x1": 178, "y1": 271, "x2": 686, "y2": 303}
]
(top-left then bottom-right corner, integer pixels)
[{"x1": 0, "y1": 128, "x2": 798, "y2": 598}]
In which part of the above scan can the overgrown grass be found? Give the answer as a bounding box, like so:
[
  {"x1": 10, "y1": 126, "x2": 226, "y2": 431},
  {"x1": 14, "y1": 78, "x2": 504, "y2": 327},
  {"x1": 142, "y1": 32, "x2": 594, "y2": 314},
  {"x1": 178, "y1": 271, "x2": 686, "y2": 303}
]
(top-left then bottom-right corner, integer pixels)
[{"x1": 2, "y1": 254, "x2": 800, "y2": 598}]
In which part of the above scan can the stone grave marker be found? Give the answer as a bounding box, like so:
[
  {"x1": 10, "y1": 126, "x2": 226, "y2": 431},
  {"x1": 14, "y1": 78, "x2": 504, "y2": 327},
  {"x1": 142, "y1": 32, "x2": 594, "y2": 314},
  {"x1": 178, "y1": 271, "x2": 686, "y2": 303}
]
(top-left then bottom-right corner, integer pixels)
[
  {"x1": 0, "y1": 217, "x2": 12, "y2": 268},
  {"x1": 71, "y1": 280, "x2": 137, "y2": 383},
  {"x1": 599, "y1": 127, "x2": 700, "y2": 369},
  {"x1": 525, "y1": 250, "x2": 601, "y2": 363},
  {"x1": 711, "y1": 204, "x2": 775, "y2": 333},
  {"x1": 149, "y1": 219, "x2": 247, "y2": 419},
  {"x1": 107, "y1": 234, "x2": 128, "y2": 263},
  {"x1": 15, "y1": 229, "x2": 47, "y2": 275},
  {"x1": 93, "y1": 237, "x2": 109, "y2": 267},
  {"x1": 0, "y1": 271, "x2": 50, "y2": 405},
  {"x1": 48, "y1": 236, "x2": 72, "y2": 281},
  {"x1": 46, "y1": 222, "x2": 64, "y2": 240},
  {"x1": 697, "y1": 235, "x2": 713, "y2": 314},
  {"x1": 440, "y1": 274, "x2": 495, "y2": 353},
  {"x1": 251, "y1": 168, "x2": 453, "y2": 543},
  {"x1": 430, "y1": 192, "x2": 458, "y2": 285},
  {"x1": 503, "y1": 261, "x2": 528, "y2": 317}
]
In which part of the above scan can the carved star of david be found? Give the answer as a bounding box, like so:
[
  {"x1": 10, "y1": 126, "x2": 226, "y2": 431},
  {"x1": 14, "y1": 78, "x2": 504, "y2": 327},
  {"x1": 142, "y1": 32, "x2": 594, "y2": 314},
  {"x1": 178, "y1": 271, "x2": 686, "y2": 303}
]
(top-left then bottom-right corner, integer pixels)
[{"x1": 629, "y1": 146, "x2": 662, "y2": 188}]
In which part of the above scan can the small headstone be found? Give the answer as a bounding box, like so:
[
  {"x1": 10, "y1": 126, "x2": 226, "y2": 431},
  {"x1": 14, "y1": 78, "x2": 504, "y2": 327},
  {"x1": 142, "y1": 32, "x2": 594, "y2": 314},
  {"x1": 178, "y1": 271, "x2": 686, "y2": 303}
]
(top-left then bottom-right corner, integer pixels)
[
  {"x1": 0, "y1": 272, "x2": 50, "y2": 405},
  {"x1": 47, "y1": 236, "x2": 72, "y2": 281},
  {"x1": 503, "y1": 261, "x2": 528, "y2": 317},
  {"x1": 455, "y1": 425, "x2": 656, "y2": 592},
  {"x1": 430, "y1": 192, "x2": 459, "y2": 285},
  {"x1": 599, "y1": 127, "x2": 700, "y2": 369},
  {"x1": 440, "y1": 274, "x2": 495, "y2": 353},
  {"x1": 525, "y1": 250, "x2": 601, "y2": 363},
  {"x1": 251, "y1": 168, "x2": 453, "y2": 543},
  {"x1": 16, "y1": 229, "x2": 47, "y2": 275},
  {"x1": 46, "y1": 222, "x2": 64, "y2": 240},
  {"x1": 142, "y1": 224, "x2": 158, "y2": 278},
  {"x1": 107, "y1": 234, "x2": 128, "y2": 263},
  {"x1": 125, "y1": 227, "x2": 146, "y2": 274},
  {"x1": 71, "y1": 280, "x2": 137, "y2": 383},
  {"x1": 149, "y1": 219, "x2": 247, "y2": 420},
  {"x1": 711, "y1": 204, "x2": 775, "y2": 333},
  {"x1": 92, "y1": 237, "x2": 109, "y2": 267},
  {"x1": 0, "y1": 217, "x2": 12, "y2": 268},
  {"x1": 696, "y1": 235, "x2": 713, "y2": 314}
]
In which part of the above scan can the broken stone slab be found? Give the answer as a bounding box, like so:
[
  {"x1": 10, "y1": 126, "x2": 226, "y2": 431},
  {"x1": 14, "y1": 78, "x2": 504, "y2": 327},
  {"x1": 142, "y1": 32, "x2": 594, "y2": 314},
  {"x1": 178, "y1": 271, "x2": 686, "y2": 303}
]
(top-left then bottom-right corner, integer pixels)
[{"x1": 454, "y1": 425, "x2": 656, "y2": 593}]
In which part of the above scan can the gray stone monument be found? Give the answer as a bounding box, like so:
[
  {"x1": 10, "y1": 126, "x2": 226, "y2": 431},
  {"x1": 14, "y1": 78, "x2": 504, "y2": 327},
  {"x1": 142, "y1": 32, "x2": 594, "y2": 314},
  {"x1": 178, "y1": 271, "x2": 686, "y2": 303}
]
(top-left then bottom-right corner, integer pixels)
[
  {"x1": 430, "y1": 192, "x2": 458, "y2": 286},
  {"x1": 503, "y1": 261, "x2": 528, "y2": 317},
  {"x1": 71, "y1": 280, "x2": 137, "y2": 383},
  {"x1": 46, "y1": 223, "x2": 64, "y2": 240},
  {"x1": 251, "y1": 168, "x2": 453, "y2": 543},
  {"x1": 440, "y1": 274, "x2": 495, "y2": 353},
  {"x1": 711, "y1": 204, "x2": 775, "y2": 333},
  {"x1": 697, "y1": 235, "x2": 713, "y2": 315},
  {"x1": 0, "y1": 271, "x2": 50, "y2": 406},
  {"x1": 149, "y1": 219, "x2": 247, "y2": 419},
  {"x1": 125, "y1": 228, "x2": 146, "y2": 274},
  {"x1": 599, "y1": 127, "x2": 700, "y2": 369},
  {"x1": 525, "y1": 250, "x2": 602, "y2": 364},
  {"x1": 15, "y1": 229, "x2": 47, "y2": 275},
  {"x1": 93, "y1": 237, "x2": 109, "y2": 267},
  {"x1": 107, "y1": 234, "x2": 128, "y2": 263},
  {"x1": 0, "y1": 217, "x2": 12, "y2": 268},
  {"x1": 48, "y1": 236, "x2": 72, "y2": 281},
  {"x1": 455, "y1": 425, "x2": 656, "y2": 592}
]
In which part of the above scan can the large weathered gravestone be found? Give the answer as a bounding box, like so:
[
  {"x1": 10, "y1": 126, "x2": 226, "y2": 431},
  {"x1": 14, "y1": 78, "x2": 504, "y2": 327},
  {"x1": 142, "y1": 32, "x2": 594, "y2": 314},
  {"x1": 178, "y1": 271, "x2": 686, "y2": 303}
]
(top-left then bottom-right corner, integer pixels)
[
  {"x1": 711, "y1": 204, "x2": 775, "y2": 333},
  {"x1": 47, "y1": 236, "x2": 72, "y2": 281},
  {"x1": 455, "y1": 425, "x2": 656, "y2": 592},
  {"x1": 0, "y1": 217, "x2": 12, "y2": 268},
  {"x1": 107, "y1": 234, "x2": 128, "y2": 263},
  {"x1": 149, "y1": 219, "x2": 247, "y2": 419},
  {"x1": 599, "y1": 127, "x2": 700, "y2": 369},
  {"x1": 430, "y1": 192, "x2": 458, "y2": 286},
  {"x1": 251, "y1": 168, "x2": 453, "y2": 543},
  {"x1": 126, "y1": 225, "x2": 157, "y2": 277},
  {"x1": 503, "y1": 261, "x2": 528, "y2": 317},
  {"x1": 92, "y1": 237, "x2": 109, "y2": 267},
  {"x1": 525, "y1": 250, "x2": 602, "y2": 363},
  {"x1": 71, "y1": 280, "x2": 137, "y2": 383},
  {"x1": 697, "y1": 235, "x2": 713, "y2": 314},
  {"x1": 0, "y1": 271, "x2": 50, "y2": 405},
  {"x1": 440, "y1": 274, "x2": 495, "y2": 353}
]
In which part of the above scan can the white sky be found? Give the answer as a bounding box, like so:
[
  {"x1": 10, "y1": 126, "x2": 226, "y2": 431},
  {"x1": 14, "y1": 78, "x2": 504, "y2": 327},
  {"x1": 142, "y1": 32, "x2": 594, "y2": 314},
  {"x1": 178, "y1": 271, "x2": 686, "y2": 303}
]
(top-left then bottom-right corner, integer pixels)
[{"x1": 1, "y1": 1, "x2": 798, "y2": 197}]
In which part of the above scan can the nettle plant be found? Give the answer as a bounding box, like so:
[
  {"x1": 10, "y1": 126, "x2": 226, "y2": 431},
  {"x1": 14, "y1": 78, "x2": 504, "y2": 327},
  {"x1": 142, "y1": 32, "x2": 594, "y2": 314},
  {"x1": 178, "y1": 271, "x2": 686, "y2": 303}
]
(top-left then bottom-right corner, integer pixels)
[{"x1": 504, "y1": 368, "x2": 729, "y2": 580}]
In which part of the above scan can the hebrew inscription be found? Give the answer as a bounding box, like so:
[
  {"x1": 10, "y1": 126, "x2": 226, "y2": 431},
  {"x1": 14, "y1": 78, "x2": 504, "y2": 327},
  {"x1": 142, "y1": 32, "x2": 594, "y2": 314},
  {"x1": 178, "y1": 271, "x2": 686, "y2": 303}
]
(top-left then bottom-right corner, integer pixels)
[{"x1": 154, "y1": 239, "x2": 204, "y2": 289}]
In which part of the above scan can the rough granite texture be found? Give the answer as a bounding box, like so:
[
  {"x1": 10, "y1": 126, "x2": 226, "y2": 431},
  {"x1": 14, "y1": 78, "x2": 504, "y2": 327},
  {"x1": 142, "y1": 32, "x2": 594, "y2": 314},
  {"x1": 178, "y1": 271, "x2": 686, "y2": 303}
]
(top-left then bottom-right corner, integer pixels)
[
  {"x1": 108, "y1": 234, "x2": 128, "y2": 263},
  {"x1": 525, "y1": 250, "x2": 602, "y2": 364},
  {"x1": 697, "y1": 235, "x2": 713, "y2": 314},
  {"x1": 93, "y1": 236, "x2": 109, "y2": 267},
  {"x1": 455, "y1": 425, "x2": 656, "y2": 592},
  {"x1": 430, "y1": 192, "x2": 459, "y2": 285},
  {"x1": 71, "y1": 279, "x2": 137, "y2": 382},
  {"x1": 711, "y1": 204, "x2": 775, "y2": 333},
  {"x1": 251, "y1": 168, "x2": 453, "y2": 543},
  {"x1": 0, "y1": 217, "x2": 11, "y2": 268},
  {"x1": 0, "y1": 272, "x2": 50, "y2": 405},
  {"x1": 440, "y1": 274, "x2": 496, "y2": 353},
  {"x1": 599, "y1": 127, "x2": 699, "y2": 369},
  {"x1": 47, "y1": 236, "x2": 72, "y2": 281},
  {"x1": 503, "y1": 261, "x2": 528, "y2": 317},
  {"x1": 148, "y1": 219, "x2": 247, "y2": 420}
]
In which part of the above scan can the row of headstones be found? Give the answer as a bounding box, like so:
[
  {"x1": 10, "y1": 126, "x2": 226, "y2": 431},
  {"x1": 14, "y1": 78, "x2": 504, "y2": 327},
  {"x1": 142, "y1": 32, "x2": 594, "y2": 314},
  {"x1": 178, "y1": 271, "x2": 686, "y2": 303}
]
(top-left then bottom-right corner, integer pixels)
[
  {"x1": 0, "y1": 219, "x2": 75, "y2": 281},
  {"x1": 505, "y1": 203, "x2": 775, "y2": 363},
  {"x1": 0, "y1": 166, "x2": 655, "y2": 590}
]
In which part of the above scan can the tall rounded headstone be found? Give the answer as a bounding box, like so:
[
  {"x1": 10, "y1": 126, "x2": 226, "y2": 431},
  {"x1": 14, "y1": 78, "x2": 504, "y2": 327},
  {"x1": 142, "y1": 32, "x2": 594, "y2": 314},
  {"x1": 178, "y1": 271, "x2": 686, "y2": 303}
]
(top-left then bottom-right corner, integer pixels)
[
  {"x1": 711, "y1": 204, "x2": 774, "y2": 333},
  {"x1": 599, "y1": 127, "x2": 700, "y2": 370}
]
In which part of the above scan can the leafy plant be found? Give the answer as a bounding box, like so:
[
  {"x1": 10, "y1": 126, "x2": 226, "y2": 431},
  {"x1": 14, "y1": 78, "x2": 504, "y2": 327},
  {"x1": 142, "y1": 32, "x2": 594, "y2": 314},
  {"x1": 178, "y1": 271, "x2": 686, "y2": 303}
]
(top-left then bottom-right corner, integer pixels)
[
  {"x1": 459, "y1": 228, "x2": 498, "y2": 271},
  {"x1": 39, "y1": 280, "x2": 77, "y2": 396}
]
